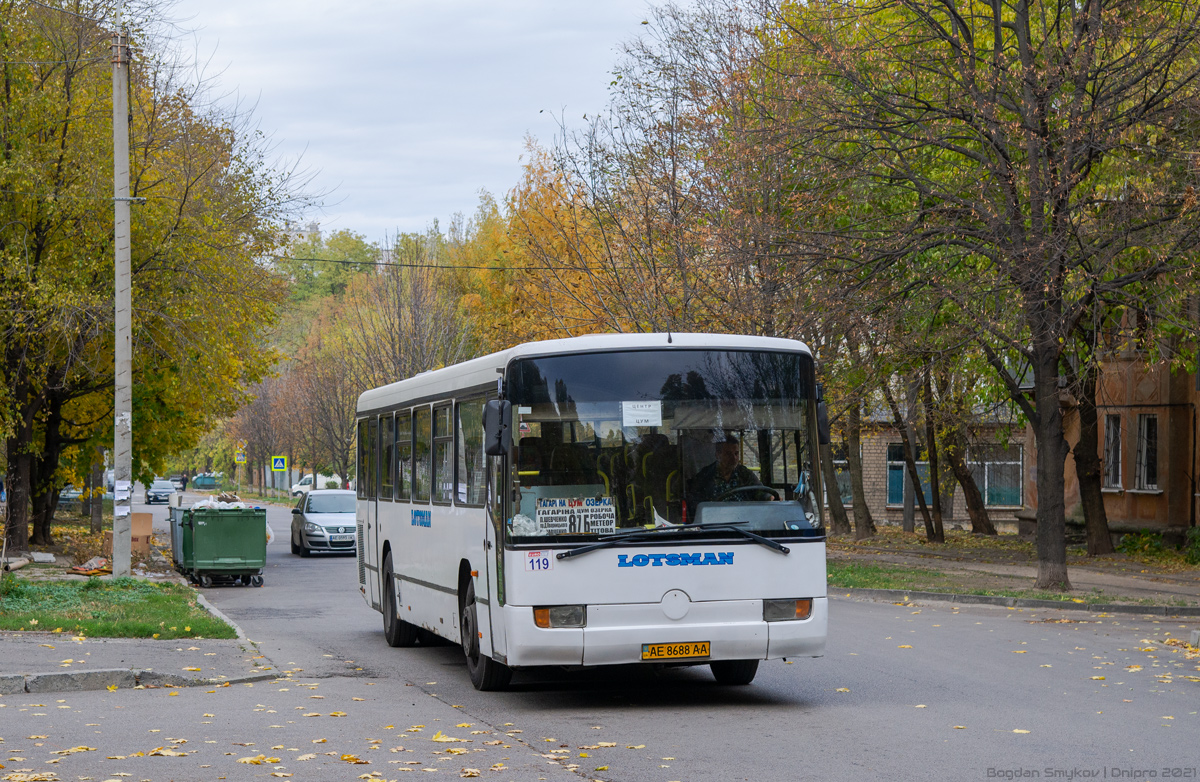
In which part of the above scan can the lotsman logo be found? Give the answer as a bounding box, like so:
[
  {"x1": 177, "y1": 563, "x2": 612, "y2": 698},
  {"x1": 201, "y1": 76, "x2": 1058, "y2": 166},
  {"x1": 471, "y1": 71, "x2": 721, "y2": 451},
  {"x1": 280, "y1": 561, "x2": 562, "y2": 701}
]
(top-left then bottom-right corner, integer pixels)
[
  {"x1": 411, "y1": 510, "x2": 431, "y2": 528},
  {"x1": 617, "y1": 552, "x2": 734, "y2": 567}
]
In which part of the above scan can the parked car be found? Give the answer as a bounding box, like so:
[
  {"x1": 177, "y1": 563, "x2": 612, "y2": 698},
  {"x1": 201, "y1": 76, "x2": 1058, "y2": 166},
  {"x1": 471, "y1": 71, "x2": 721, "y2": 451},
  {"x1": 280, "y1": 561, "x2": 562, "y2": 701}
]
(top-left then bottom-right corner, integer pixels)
[
  {"x1": 144, "y1": 478, "x2": 176, "y2": 504},
  {"x1": 290, "y1": 473, "x2": 341, "y2": 496},
  {"x1": 290, "y1": 489, "x2": 356, "y2": 557},
  {"x1": 168, "y1": 475, "x2": 185, "y2": 491}
]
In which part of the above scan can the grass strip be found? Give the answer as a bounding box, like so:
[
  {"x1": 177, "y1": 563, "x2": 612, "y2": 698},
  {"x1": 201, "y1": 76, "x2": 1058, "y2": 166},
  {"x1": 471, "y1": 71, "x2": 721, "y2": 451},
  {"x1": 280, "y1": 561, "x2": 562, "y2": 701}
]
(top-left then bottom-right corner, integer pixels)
[
  {"x1": 0, "y1": 575, "x2": 236, "y2": 639},
  {"x1": 826, "y1": 561, "x2": 1193, "y2": 606}
]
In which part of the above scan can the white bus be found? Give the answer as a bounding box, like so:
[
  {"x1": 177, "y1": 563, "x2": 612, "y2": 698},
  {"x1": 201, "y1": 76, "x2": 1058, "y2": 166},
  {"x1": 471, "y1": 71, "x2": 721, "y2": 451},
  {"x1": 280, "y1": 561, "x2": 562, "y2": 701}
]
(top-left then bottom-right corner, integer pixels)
[{"x1": 356, "y1": 333, "x2": 828, "y2": 690}]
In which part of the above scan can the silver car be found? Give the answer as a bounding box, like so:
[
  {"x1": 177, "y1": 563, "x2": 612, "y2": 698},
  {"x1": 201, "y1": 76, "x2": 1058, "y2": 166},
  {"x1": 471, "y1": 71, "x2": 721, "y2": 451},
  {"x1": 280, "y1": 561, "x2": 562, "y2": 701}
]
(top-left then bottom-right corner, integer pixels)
[
  {"x1": 144, "y1": 478, "x2": 175, "y2": 505},
  {"x1": 290, "y1": 489, "x2": 357, "y2": 557}
]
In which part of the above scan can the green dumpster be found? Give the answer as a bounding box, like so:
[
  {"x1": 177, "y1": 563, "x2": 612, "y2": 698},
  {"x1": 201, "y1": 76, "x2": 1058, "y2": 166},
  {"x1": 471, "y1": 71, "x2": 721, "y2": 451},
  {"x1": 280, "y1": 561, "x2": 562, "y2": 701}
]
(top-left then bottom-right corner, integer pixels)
[{"x1": 182, "y1": 507, "x2": 267, "y2": 587}]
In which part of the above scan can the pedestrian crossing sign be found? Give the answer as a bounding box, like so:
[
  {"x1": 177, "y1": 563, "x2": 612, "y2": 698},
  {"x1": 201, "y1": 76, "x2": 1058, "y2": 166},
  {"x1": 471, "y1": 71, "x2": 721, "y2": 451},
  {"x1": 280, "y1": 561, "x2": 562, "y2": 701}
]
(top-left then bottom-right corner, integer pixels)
[
  {"x1": 234, "y1": 451, "x2": 246, "y2": 464},
  {"x1": 271, "y1": 456, "x2": 287, "y2": 472}
]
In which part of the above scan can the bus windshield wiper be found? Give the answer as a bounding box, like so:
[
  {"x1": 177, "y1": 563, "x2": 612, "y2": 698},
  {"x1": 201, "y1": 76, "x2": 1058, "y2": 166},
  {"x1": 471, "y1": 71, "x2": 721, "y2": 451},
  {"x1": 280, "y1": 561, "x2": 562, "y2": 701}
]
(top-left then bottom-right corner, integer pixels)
[{"x1": 557, "y1": 521, "x2": 789, "y2": 560}]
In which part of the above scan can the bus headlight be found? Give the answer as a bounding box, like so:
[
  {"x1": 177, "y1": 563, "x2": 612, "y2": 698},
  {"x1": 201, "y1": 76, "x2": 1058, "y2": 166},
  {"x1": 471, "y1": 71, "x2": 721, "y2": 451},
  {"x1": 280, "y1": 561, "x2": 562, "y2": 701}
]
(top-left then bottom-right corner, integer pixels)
[
  {"x1": 763, "y1": 598, "x2": 813, "y2": 622},
  {"x1": 533, "y1": 605, "x2": 586, "y2": 628}
]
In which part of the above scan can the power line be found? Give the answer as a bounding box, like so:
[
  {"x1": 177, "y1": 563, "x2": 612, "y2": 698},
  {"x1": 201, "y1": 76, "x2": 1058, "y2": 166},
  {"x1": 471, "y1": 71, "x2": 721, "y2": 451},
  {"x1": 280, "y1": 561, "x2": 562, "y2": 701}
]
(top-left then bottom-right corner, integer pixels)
[
  {"x1": 272, "y1": 254, "x2": 607, "y2": 273},
  {"x1": 26, "y1": 0, "x2": 106, "y2": 23},
  {"x1": 0, "y1": 57, "x2": 106, "y2": 64}
]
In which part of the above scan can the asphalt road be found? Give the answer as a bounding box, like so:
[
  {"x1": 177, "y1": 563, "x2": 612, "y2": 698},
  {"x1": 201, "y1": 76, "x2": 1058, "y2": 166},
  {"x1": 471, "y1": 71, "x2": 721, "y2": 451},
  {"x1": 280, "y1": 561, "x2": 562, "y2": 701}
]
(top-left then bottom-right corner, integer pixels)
[{"x1": 13, "y1": 497, "x2": 1199, "y2": 781}]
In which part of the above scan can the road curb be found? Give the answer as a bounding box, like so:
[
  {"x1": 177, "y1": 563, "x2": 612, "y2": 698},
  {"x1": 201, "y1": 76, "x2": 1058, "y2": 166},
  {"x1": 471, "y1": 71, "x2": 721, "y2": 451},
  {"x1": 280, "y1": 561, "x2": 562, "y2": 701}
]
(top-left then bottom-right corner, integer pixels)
[
  {"x1": 835, "y1": 587, "x2": 1200, "y2": 616},
  {"x1": 194, "y1": 592, "x2": 249, "y2": 642},
  {"x1": 1, "y1": 667, "x2": 282, "y2": 695}
]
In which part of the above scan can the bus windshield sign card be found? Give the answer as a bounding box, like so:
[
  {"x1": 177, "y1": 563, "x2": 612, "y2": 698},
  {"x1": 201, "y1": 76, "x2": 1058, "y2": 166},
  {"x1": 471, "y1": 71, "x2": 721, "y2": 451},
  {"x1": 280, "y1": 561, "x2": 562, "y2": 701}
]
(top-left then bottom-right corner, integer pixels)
[
  {"x1": 535, "y1": 497, "x2": 616, "y2": 535},
  {"x1": 621, "y1": 400, "x2": 662, "y2": 428}
]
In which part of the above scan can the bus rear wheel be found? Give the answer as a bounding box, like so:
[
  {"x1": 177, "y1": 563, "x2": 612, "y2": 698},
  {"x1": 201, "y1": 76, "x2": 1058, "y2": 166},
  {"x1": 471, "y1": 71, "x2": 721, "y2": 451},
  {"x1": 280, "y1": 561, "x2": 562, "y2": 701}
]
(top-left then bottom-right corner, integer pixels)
[
  {"x1": 461, "y1": 580, "x2": 511, "y2": 691},
  {"x1": 710, "y1": 659, "x2": 759, "y2": 685},
  {"x1": 382, "y1": 552, "x2": 418, "y2": 648}
]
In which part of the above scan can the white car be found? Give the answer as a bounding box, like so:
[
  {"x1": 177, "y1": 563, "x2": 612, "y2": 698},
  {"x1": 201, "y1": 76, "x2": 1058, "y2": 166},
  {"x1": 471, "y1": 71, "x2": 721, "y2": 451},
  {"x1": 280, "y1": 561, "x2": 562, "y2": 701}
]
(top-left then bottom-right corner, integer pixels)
[{"x1": 290, "y1": 473, "x2": 341, "y2": 496}]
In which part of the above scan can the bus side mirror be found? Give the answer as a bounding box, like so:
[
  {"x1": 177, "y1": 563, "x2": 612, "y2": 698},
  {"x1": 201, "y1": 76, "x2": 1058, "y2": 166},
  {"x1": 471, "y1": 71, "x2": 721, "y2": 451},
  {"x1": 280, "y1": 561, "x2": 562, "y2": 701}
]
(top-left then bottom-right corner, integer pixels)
[
  {"x1": 816, "y1": 400, "x2": 831, "y2": 446},
  {"x1": 483, "y1": 400, "x2": 512, "y2": 456}
]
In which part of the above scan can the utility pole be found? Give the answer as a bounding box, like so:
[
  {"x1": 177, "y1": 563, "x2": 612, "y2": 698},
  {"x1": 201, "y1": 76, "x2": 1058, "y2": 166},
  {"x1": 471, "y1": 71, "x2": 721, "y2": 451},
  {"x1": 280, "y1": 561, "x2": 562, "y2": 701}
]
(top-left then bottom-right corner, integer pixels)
[{"x1": 112, "y1": 8, "x2": 132, "y2": 577}]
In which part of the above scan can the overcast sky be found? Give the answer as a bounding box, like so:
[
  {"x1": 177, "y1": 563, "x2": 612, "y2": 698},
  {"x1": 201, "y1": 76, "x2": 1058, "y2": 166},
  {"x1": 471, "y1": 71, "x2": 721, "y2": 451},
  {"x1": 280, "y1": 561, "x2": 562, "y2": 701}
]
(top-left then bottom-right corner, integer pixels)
[{"x1": 168, "y1": 0, "x2": 652, "y2": 242}]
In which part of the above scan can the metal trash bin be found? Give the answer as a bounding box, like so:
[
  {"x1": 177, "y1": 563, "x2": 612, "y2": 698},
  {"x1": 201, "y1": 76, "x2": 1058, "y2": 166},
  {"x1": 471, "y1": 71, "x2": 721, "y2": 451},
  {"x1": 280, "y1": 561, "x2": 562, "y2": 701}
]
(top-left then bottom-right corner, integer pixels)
[
  {"x1": 168, "y1": 506, "x2": 188, "y2": 568},
  {"x1": 182, "y1": 508, "x2": 267, "y2": 588}
]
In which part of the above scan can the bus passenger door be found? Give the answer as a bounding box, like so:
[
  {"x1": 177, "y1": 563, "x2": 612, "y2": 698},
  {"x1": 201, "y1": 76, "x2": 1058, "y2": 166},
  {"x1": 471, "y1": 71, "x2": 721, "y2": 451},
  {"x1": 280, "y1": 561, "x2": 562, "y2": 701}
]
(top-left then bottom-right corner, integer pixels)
[
  {"x1": 484, "y1": 454, "x2": 507, "y2": 659},
  {"x1": 366, "y1": 416, "x2": 380, "y2": 609}
]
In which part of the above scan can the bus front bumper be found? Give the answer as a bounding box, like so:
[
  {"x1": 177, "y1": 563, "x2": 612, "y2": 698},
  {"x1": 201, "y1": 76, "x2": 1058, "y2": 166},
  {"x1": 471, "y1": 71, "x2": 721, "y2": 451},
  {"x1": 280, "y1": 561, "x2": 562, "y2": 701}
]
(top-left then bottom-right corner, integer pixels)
[{"x1": 502, "y1": 597, "x2": 826, "y2": 667}]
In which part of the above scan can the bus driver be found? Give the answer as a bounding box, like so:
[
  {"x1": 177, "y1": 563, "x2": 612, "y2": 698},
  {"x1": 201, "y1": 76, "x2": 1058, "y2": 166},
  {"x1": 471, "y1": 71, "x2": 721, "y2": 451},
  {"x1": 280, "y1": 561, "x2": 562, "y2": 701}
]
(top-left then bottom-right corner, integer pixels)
[{"x1": 687, "y1": 431, "x2": 774, "y2": 507}]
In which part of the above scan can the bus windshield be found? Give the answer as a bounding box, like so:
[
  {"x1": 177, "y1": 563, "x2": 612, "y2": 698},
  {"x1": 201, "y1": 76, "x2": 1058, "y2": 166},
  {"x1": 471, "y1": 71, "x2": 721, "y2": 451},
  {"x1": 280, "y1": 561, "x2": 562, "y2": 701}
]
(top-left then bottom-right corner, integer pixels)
[{"x1": 506, "y1": 348, "x2": 822, "y2": 544}]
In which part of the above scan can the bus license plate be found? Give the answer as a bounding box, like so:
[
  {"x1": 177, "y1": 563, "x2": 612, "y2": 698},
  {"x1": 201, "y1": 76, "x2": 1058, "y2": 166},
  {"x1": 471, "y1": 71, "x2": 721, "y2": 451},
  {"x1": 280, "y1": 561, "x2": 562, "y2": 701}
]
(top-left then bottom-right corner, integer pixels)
[{"x1": 641, "y1": 641, "x2": 710, "y2": 661}]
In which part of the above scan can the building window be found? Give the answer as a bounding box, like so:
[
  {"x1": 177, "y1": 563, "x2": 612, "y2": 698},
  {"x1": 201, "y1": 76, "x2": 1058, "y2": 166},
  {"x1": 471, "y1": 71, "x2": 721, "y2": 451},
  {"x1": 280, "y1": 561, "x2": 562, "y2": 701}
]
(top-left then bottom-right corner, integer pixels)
[
  {"x1": 1103, "y1": 415, "x2": 1122, "y2": 488},
  {"x1": 968, "y1": 444, "x2": 1023, "y2": 507},
  {"x1": 826, "y1": 442, "x2": 853, "y2": 507},
  {"x1": 886, "y1": 443, "x2": 931, "y2": 506},
  {"x1": 1135, "y1": 414, "x2": 1158, "y2": 490}
]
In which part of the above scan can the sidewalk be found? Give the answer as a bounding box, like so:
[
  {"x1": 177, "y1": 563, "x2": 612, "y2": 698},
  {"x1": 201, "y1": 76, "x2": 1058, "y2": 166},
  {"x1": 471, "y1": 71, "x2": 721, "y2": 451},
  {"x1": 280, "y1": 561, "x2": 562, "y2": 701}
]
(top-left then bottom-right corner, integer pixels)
[{"x1": 0, "y1": 629, "x2": 276, "y2": 694}]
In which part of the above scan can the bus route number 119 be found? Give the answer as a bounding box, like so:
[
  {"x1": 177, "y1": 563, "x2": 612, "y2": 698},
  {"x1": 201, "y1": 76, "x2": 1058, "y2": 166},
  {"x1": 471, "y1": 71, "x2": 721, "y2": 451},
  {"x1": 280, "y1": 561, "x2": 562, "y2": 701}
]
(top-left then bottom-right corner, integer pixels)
[{"x1": 525, "y1": 551, "x2": 553, "y2": 571}]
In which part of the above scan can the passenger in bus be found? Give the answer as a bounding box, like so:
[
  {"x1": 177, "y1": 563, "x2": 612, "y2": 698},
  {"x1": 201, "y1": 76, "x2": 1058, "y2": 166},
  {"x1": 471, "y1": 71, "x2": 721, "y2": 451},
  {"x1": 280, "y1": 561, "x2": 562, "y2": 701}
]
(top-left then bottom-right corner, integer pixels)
[{"x1": 686, "y1": 431, "x2": 773, "y2": 507}]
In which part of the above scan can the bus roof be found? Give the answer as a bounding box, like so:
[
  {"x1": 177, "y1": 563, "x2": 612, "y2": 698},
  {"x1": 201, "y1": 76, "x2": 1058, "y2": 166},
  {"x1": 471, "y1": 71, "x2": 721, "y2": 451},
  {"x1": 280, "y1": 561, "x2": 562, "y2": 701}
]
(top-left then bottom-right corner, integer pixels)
[{"x1": 355, "y1": 332, "x2": 812, "y2": 415}]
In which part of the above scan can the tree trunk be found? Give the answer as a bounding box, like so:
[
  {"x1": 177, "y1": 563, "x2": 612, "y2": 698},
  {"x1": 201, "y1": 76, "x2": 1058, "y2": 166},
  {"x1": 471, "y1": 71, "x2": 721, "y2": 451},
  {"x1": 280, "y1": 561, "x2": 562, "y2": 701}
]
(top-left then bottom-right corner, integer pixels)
[
  {"x1": 1075, "y1": 357, "x2": 1114, "y2": 556},
  {"x1": 922, "y1": 365, "x2": 945, "y2": 543},
  {"x1": 882, "y1": 383, "x2": 933, "y2": 535},
  {"x1": 1031, "y1": 334, "x2": 1071, "y2": 590},
  {"x1": 944, "y1": 429, "x2": 995, "y2": 534},
  {"x1": 819, "y1": 441, "x2": 852, "y2": 535},
  {"x1": 4, "y1": 445, "x2": 31, "y2": 552},
  {"x1": 90, "y1": 448, "x2": 103, "y2": 534},
  {"x1": 846, "y1": 401, "x2": 875, "y2": 539}
]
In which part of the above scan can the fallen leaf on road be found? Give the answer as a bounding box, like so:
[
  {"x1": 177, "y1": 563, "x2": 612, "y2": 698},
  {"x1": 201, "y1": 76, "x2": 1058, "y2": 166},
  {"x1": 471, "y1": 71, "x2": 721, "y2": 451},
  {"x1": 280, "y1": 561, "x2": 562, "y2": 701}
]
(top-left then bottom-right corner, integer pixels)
[
  {"x1": 183, "y1": 667, "x2": 201, "y2": 671},
  {"x1": 340, "y1": 754, "x2": 370, "y2": 764},
  {"x1": 898, "y1": 645, "x2": 912, "y2": 649},
  {"x1": 483, "y1": 741, "x2": 503, "y2": 746},
  {"x1": 148, "y1": 747, "x2": 188, "y2": 757},
  {"x1": 270, "y1": 774, "x2": 292, "y2": 778},
  {"x1": 49, "y1": 747, "x2": 94, "y2": 756},
  {"x1": 352, "y1": 697, "x2": 365, "y2": 701},
  {"x1": 456, "y1": 724, "x2": 472, "y2": 728},
  {"x1": 296, "y1": 753, "x2": 317, "y2": 761},
  {"x1": 431, "y1": 732, "x2": 463, "y2": 743},
  {"x1": 953, "y1": 726, "x2": 966, "y2": 730},
  {"x1": 627, "y1": 745, "x2": 645, "y2": 749},
  {"x1": 460, "y1": 769, "x2": 481, "y2": 778},
  {"x1": 329, "y1": 712, "x2": 348, "y2": 717},
  {"x1": 237, "y1": 754, "x2": 280, "y2": 764},
  {"x1": 1013, "y1": 729, "x2": 1030, "y2": 734},
  {"x1": 836, "y1": 688, "x2": 850, "y2": 693},
  {"x1": 1091, "y1": 676, "x2": 1105, "y2": 681},
  {"x1": 597, "y1": 742, "x2": 616, "y2": 747},
  {"x1": 303, "y1": 713, "x2": 321, "y2": 717},
  {"x1": 595, "y1": 766, "x2": 609, "y2": 771}
]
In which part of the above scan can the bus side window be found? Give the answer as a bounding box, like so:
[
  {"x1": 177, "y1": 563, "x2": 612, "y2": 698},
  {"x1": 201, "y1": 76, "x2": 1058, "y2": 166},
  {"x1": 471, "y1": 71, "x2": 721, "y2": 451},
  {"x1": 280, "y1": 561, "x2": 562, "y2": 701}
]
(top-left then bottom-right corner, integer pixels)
[
  {"x1": 413, "y1": 407, "x2": 432, "y2": 502},
  {"x1": 396, "y1": 410, "x2": 412, "y2": 501}
]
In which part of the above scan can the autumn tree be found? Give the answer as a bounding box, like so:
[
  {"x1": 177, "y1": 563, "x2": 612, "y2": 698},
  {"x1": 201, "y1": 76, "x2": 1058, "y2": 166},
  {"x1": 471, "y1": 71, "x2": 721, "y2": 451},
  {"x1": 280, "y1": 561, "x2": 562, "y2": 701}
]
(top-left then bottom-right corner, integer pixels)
[
  {"x1": 2, "y1": 1, "x2": 307, "y2": 548},
  {"x1": 770, "y1": 0, "x2": 1200, "y2": 588}
]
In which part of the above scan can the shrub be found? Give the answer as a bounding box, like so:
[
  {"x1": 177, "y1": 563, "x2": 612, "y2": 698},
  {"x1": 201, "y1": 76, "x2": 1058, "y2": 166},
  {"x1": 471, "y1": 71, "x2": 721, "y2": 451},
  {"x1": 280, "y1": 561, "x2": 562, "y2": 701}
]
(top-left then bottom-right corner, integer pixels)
[
  {"x1": 1184, "y1": 528, "x2": 1200, "y2": 566},
  {"x1": 1117, "y1": 530, "x2": 1167, "y2": 557},
  {"x1": 324, "y1": 480, "x2": 340, "y2": 489}
]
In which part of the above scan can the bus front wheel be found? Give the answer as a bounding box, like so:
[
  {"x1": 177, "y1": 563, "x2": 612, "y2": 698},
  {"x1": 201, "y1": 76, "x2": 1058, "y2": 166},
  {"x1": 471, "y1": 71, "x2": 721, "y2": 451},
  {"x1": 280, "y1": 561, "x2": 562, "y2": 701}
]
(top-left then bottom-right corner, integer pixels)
[
  {"x1": 382, "y1": 552, "x2": 418, "y2": 648},
  {"x1": 710, "y1": 659, "x2": 759, "y2": 685},
  {"x1": 461, "y1": 580, "x2": 511, "y2": 691}
]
